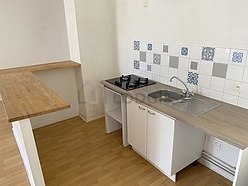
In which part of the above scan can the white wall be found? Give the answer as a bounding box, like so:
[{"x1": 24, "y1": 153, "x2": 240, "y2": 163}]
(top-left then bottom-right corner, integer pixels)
[
  {"x1": 74, "y1": 0, "x2": 119, "y2": 121},
  {"x1": 0, "y1": 0, "x2": 70, "y2": 69},
  {"x1": 116, "y1": 0, "x2": 248, "y2": 74}
]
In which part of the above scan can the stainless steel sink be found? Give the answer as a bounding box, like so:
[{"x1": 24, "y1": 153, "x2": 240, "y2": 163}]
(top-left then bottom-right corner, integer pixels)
[
  {"x1": 143, "y1": 89, "x2": 221, "y2": 116},
  {"x1": 145, "y1": 89, "x2": 184, "y2": 102}
]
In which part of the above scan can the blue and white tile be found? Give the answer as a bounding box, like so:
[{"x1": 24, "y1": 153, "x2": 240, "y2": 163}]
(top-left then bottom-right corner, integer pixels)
[
  {"x1": 222, "y1": 93, "x2": 238, "y2": 106},
  {"x1": 190, "y1": 45, "x2": 202, "y2": 60},
  {"x1": 152, "y1": 74, "x2": 160, "y2": 82},
  {"x1": 209, "y1": 90, "x2": 223, "y2": 101},
  {"x1": 201, "y1": 47, "x2": 215, "y2": 61},
  {"x1": 133, "y1": 50, "x2": 139, "y2": 60},
  {"x1": 139, "y1": 61, "x2": 146, "y2": 71},
  {"x1": 134, "y1": 40, "x2": 140, "y2": 51},
  {"x1": 239, "y1": 83, "x2": 248, "y2": 99},
  {"x1": 146, "y1": 64, "x2": 152, "y2": 72},
  {"x1": 198, "y1": 86, "x2": 210, "y2": 97},
  {"x1": 153, "y1": 54, "x2": 161, "y2": 65},
  {"x1": 140, "y1": 41, "x2": 147, "y2": 51},
  {"x1": 210, "y1": 76, "x2": 225, "y2": 92},
  {"x1": 179, "y1": 58, "x2": 190, "y2": 71},
  {"x1": 146, "y1": 52, "x2": 153, "y2": 63},
  {"x1": 226, "y1": 64, "x2": 244, "y2": 81},
  {"x1": 187, "y1": 72, "x2": 199, "y2": 85},
  {"x1": 170, "y1": 44, "x2": 180, "y2": 56},
  {"x1": 214, "y1": 48, "x2": 230, "y2": 64},
  {"x1": 147, "y1": 43, "x2": 153, "y2": 52},
  {"x1": 198, "y1": 74, "x2": 211, "y2": 89},
  {"x1": 237, "y1": 97, "x2": 248, "y2": 109},
  {"x1": 153, "y1": 64, "x2": 161, "y2": 75},
  {"x1": 224, "y1": 79, "x2": 239, "y2": 96},
  {"x1": 153, "y1": 42, "x2": 162, "y2": 54},
  {"x1": 180, "y1": 45, "x2": 190, "y2": 58},
  {"x1": 161, "y1": 54, "x2": 170, "y2": 66},
  {"x1": 160, "y1": 66, "x2": 169, "y2": 78},
  {"x1": 199, "y1": 60, "x2": 213, "y2": 75},
  {"x1": 229, "y1": 49, "x2": 247, "y2": 66},
  {"x1": 134, "y1": 60, "x2": 140, "y2": 70},
  {"x1": 242, "y1": 67, "x2": 248, "y2": 83}
]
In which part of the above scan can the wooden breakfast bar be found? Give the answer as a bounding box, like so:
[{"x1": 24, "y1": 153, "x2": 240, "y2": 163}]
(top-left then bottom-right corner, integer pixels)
[{"x1": 0, "y1": 61, "x2": 81, "y2": 186}]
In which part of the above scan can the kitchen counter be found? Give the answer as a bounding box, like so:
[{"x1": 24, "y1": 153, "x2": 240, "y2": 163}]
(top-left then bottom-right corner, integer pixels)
[
  {"x1": 0, "y1": 60, "x2": 80, "y2": 122},
  {"x1": 101, "y1": 80, "x2": 248, "y2": 150}
]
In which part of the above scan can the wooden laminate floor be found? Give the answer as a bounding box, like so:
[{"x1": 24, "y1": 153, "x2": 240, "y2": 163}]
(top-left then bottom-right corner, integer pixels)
[
  {"x1": 0, "y1": 102, "x2": 29, "y2": 186},
  {"x1": 33, "y1": 115, "x2": 232, "y2": 186}
]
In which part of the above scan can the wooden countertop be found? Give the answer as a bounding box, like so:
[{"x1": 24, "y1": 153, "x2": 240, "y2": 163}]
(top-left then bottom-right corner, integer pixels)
[
  {"x1": 0, "y1": 61, "x2": 81, "y2": 122},
  {"x1": 101, "y1": 80, "x2": 248, "y2": 150},
  {"x1": 0, "y1": 60, "x2": 81, "y2": 75}
]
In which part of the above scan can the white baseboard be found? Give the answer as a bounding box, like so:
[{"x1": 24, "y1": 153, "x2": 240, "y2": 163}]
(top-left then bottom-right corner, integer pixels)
[{"x1": 198, "y1": 157, "x2": 234, "y2": 182}]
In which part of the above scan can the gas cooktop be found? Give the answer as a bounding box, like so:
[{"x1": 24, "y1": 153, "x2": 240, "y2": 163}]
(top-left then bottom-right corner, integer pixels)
[{"x1": 106, "y1": 74, "x2": 156, "y2": 91}]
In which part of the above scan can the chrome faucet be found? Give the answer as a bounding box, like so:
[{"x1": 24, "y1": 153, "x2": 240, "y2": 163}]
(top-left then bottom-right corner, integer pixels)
[{"x1": 169, "y1": 76, "x2": 193, "y2": 99}]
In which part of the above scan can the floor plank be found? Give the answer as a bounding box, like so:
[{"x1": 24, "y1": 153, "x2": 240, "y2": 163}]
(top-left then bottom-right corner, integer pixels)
[{"x1": 33, "y1": 116, "x2": 232, "y2": 186}]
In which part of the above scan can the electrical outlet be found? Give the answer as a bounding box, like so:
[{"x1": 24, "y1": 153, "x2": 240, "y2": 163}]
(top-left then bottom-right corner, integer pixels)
[
  {"x1": 233, "y1": 84, "x2": 243, "y2": 93},
  {"x1": 213, "y1": 139, "x2": 221, "y2": 149},
  {"x1": 144, "y1": 0, "x2": 148, "y2": 7}
]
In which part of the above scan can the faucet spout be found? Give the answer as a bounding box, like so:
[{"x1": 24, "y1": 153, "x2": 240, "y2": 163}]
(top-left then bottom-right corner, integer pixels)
[{"x1": 170, "y1": 76, "x2": 193, "y2": 98}]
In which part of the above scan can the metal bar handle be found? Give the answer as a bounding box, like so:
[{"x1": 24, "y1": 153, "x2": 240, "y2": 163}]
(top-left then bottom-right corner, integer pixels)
[
  {"x1": 138, "y1": 106, "x2": 145, "y2": 111},
  {"x1": 148, "y1": 110, "x2": 155, "y2": 115}
]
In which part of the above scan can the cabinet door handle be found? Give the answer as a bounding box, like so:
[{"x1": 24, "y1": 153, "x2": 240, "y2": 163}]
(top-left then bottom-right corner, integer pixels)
[
  {"x1": 148, "y1": 110, "x2": 155, "y2": 115},
  {"x1": 138, "y1": 106, "x2": 145, "y2": 110}
]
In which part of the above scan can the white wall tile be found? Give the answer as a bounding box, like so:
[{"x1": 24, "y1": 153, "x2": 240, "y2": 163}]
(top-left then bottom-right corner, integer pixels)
[
  {"x1": 170, "y1": 44, "x2": 180, "y2": 56},
  {"x1": 224, "y1": 79, "x2": 239, "y2": 96},
  {"x1": 145, "y1": 72, "x2": 153, "y2": 79},
  {"x1": 139, "y1": 71, "x2": 145, "y2": 77},
  {"x1": 210, "y1": 76, "x2": 225, "y2": 92},
  {"x1": 153, "y1": 42, "x2": 162, "y2": 54},
  {"x1": 198, "y1": 86, "x2": 209, "y2": 96},
  {"x1": 190, "y1": 46, "x2": 202, "y2": 60},
  {"x1": 160, "y1": 66, "x2": 169, "y2": 77},
  {"x1": 187, "y1": 84, "x2": 198, "y2": 93},
  {"x1": 242, "y1": 67, "x2": 248, "y2": 83},
  {"x1": 146, "y1": 52, "x2": 153, "y2": 63},
  {"x1": 152, "y1": 74, "x2": 160, "y2": 82},
  {"x1": 239, "y1": 82, "x2": 248, "y2": 99},
  {"x1": 133, "y1": 51, "x2": 139, "y2": 60},
  {"x1": 199, "y1": 60, "x2": 213, "y2": 75},
  {"x1": 160, "y1": 76, "x2": 168, "y2": 85},
  {"x1": 198, "y1": 74, "x2": 211, "y2": 88},
  {"x1": 209, "y1": 90, "x2": 223, "y2": 101},
  {"x1": 139, "y1": 61, "x2": 146, "y2": 71},
  {"x1": 179, "y1": 57, "x2": 189, "y2": 70},
  {"x1": 140, "y1": 41, "x2": 147, "y2": 51},
  {"x1": 222, "y1": 93, "x2": 238, "y2": 105},
  {"x1": 237, "y1": 97, "x2": 248, "y2": 109},
  {"x1": 133, "y1": 69, "x2": 140, "y2": 76},
  {"x1": 226, "y1": 65, "x2": 244, "y2": 81},
  {"x1": 153, "y1": 64, "x2": 161, "y2": 75},
  {"x1": 214, "y1": 48, "x2": 230, "y2": 64},
  {"x1": 161, "y1": 54, "x2": 169, "y2": 66}
]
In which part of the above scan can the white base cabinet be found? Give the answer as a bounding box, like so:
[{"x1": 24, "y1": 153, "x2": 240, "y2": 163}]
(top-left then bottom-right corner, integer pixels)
[{"x1": 127, "y1": 98, "x2": 205, "y2": 182}]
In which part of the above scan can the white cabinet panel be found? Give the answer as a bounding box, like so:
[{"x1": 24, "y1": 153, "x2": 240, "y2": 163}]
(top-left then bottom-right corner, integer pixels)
[{"x1": 127, "y1": 98, "x2": 147, "y2": 157}]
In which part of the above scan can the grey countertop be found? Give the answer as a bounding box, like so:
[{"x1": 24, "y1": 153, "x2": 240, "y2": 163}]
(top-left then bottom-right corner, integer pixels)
[{"x1": 101, "y1": 80, "x2": 248, "y2": 150}]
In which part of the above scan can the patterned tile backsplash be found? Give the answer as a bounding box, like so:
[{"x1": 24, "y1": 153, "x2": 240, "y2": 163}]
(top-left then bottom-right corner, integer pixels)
[{"x1": 132, "y1": 40, "x2": 248, "y2": 109}]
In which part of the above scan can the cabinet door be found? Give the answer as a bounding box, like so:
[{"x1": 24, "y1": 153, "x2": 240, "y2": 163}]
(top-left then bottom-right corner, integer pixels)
[
  {"x1": 147, "y1": 108, "x2": 175, "y2": 175},
  {"x1": 127, "y1": 98, "x2": 147, "y2": 157}
]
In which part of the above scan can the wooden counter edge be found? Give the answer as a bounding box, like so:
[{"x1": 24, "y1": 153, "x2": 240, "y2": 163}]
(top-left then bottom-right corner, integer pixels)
[{"x1": 0, "y1": 60, "x2": 81, "y2": 75}]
